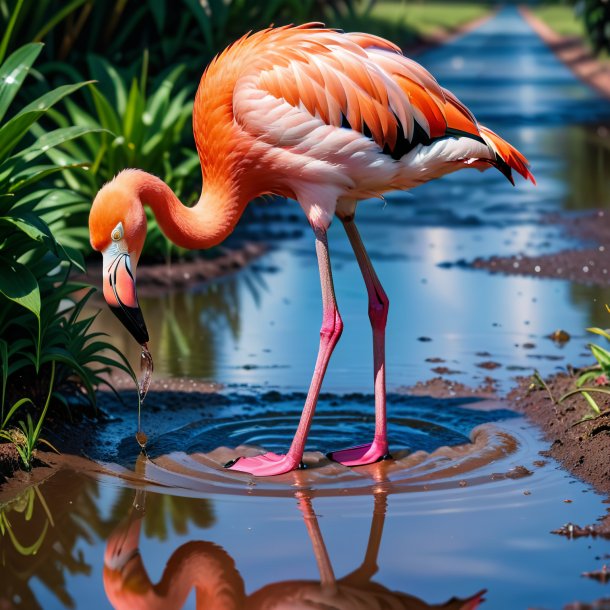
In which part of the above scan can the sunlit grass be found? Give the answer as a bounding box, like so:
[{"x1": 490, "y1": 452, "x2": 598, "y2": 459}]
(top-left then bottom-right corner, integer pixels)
[
  {"x1": 371, "y1": 1, "x2": 492, "y2": 36},
  {"x1": 530, "y1": 4, "x2": 609, "y2": 63},
  {"x1": 328, "y1": 1, "x2": 493, "y2": 46}
]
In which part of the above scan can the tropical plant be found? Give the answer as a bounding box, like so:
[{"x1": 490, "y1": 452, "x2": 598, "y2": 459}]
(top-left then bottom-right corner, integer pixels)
[
  {"x1": 0, "y1": 42, "x2": 134, "y2": 459},
  {"x1": 0, "y1": 0, "x2": 357, "y2": 86},
  {"x1": 575, "y1": 0, "x2": 610, "y2": 56},
  {"x1": 0, "y1": 362, "x2": 58, "y2": 470},
  {"x1": 34, "y1": 53, "x2": 199, "y2": 260}
]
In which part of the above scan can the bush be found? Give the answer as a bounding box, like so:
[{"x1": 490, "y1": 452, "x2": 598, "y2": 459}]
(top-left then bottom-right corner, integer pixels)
[
  {"x1": 0, "y1": 42, "x2": 132, "y2": 456},
  {"x1": 35, "y1": 54, "x2": 199, "y2": 260}
]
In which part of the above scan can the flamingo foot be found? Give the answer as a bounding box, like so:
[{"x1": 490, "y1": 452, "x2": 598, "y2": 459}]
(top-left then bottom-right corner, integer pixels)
[
  {"x1": 327, "y1": 439, "x2": 392, "y2": 467},
  {"x1": 224, "y1": 452, "x2": 305, "y2": 476}
]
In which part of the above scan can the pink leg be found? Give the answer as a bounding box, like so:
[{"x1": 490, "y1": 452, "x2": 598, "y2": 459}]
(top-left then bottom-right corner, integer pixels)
[
  {"x1": 227, "y1": 226, "x2": 343, "y2": 476},
  {"x1": 327, "y1": 217, "x2": 391, "y2": 466}
]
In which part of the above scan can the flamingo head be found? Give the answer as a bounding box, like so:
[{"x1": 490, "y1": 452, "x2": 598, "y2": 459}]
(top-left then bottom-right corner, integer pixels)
[{"x1": 89, "y1": 173, "x2": 149, "y2": 345}]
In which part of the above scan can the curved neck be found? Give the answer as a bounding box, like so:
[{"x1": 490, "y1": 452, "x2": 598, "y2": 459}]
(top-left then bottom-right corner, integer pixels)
[{"x1": 135, "y1": 171, "x2": 249, "y2": 250}]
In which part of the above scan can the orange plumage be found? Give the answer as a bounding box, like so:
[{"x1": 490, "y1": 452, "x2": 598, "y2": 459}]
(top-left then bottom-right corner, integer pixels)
[{"x1": 89, "y1": 24, "x2": 534, "y2": 476}]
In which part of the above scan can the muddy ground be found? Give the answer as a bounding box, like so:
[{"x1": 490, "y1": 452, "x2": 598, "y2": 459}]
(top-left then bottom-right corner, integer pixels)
[{"x1": 471, "y1": 210, "x2": 610, "y2": 286}]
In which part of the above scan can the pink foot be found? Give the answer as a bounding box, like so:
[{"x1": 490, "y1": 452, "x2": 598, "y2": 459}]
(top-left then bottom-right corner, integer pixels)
[
  {"x1": 327, "y1": 440, "x2": 391, "y2": 467},
  {"x1": 224, "y1": 452, "x2": 305, "y2": 476}
]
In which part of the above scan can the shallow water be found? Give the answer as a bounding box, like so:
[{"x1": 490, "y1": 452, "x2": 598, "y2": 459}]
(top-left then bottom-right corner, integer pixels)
[
  {"x1": 7, "y1": 6, "x2": 610, "y2": 609},
  {"x1": 1, "y1": 402, "x2": 608, "y2": 610}
]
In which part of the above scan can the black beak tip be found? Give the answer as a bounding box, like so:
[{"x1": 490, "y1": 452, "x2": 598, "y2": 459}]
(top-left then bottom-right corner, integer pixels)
[{"x1": 109, "y1": 304, "x2": 149, "y2": 345}]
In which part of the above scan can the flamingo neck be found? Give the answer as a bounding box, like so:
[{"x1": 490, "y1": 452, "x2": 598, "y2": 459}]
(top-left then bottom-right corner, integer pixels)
[{"x1": 133, "y1": 170, "x2": 249, "y2": 250}]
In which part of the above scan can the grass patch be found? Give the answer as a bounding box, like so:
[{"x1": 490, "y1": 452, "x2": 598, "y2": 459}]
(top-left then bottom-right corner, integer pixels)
[
  {"x1": 328, "y1": 1, "x2": 493, "y2": 47},
  {"x1": 530, "y1": 4, "x2": 585, "y2": 38},
  {"x1": 530, "y1": 4, "x2": 609, "y2": 63}
]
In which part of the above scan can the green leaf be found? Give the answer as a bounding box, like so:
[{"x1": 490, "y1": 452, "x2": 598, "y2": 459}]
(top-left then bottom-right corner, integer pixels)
[
  {"x1": 0, "y1": 257, "x2": 41, "y2": 319},
  {"x1": 0, "y1": 110, "x2": 44, "y2": 164},
  {"x1": 18, "y1": 81, "x2": 92, "y2": 117},
  {"x1": 2, "y1": 397, "x2": 34, "y2": 430},
  {"x1": 581, "y1": 391, "x2": 602, "y2": 415},
  {"x1": 32, "y1": 0, "x2": 89, "y2": 42},
  {"x1": 0, "y1": 43, "x2": 43, "y2": 123},
  {"x1": 183, "y1": 0, "x2": 214, "y2": 52},
  {"x1": 87, "y1": 55, "x2": 127, "y2": 114},
  {"x1": 587, "y1": 327, "x2": 610, "y2": 342},
  {"x1": 559, "y1": 386, "x2": 610, "y2": 402},
  {"x1": 0, "y1": 212, "x2": 53, "y2": 243},
  {"x1": 89, "y1": 85, "x2": 121, "y2": 135},
  {"x1": 147, "y1": 0, "x2": 166, "y2": 31},
  {"x1": 590, "y1": 343, "x2": 610, "y2": 371},
  {"x1": 13, "y1": 126, "x2": 107, "y2": 165}
]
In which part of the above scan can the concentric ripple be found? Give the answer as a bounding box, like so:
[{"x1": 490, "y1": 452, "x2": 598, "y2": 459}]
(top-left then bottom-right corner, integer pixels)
[{"x1": 93, "y1": 393, "x2": 539, "y2": 498}]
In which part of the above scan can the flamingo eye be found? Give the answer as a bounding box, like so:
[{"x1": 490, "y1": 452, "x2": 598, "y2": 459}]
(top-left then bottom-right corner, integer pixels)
[{"x1": 111, "y1": 222, "x2": 124, "y2": 242}]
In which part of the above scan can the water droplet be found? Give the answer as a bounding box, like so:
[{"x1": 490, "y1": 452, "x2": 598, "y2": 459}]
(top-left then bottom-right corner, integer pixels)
[
  {"x1": 137, "y1": 343, "x2": 154, "y2": 448},
  {"x1": 135, "y1": 431, "x2": 148, "y2": 448},
  {"x1": 139, "y1": 344, "x2": 154, "y2": 404}
]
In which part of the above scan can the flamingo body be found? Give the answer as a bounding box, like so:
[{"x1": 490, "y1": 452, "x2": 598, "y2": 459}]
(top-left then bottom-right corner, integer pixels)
[{"x1": 89, "y1": 24, "x2": 534, "y2": 476}]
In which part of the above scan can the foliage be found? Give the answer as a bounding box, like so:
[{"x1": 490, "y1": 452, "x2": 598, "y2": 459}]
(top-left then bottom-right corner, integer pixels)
[
  {"x1": 0, "y1": 0, "x2": 356, "y2": 84},
  {"x1": 0, "y1": 42, "x2": 134, "y2": 456},
  {"x1": 35, "y1": 53, "x2": 199, "y2": 259},
  {"x1": 535, "y1": 1, "x2": 609, "y2": 57},
  {"x1": 576, "y1": 0, "x2": 610, "y2": 56},
  {"x1": 0, "y1": 362, "x2": 58, "y2": 470}
]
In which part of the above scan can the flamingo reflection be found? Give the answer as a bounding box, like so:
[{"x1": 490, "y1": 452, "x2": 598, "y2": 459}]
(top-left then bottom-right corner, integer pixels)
[{"x1": 104, "y1": 481, "x2": 485, "y2": 609}]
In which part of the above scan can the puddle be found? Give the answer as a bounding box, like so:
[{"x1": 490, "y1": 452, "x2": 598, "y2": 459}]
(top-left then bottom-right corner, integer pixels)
[
  {"x1": 7, "y1": 6, "x2": 610, "y2": 609},
  {"x1": 1, "y1": 403, "x2": 608, "y2": 609}
]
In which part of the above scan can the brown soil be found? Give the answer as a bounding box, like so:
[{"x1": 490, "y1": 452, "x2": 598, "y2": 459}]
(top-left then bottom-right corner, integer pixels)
[
  {"x1": 471, "y1": 210, "x2": 610, "y2": 286},
  {"x1": 399, "y1": 375, "x2": 498, "y2": 399},
  {"x1": 520, "y1": 6, "x2": 610, "y2": 101},
  {"x1": 0, "y1": 443, "x2": 21, "y2": 483},
  {"x1": 510, "y1": 372, "x2": 610, "y2": 537}
]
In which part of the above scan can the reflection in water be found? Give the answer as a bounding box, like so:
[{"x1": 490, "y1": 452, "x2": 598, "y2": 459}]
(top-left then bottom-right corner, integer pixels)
[
  {"x1": 562, "y1": 125, "x2": 610, "y2": 211},
  {"x1": 94, "y1": 271, "x2": 262, "y2": 380},
  {"x1": 0, "y1": 470, "x2": 215, "y2": 610},
  {"x1": 0, "y1": 475, "x2": 94, "y2": 610},
  {"x1": 104, "y1": 466, "x2": 485, "y2": 610}
]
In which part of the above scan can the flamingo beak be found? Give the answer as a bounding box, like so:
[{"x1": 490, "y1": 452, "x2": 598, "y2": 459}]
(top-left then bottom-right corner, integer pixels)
[{"x1": 102, "y1": 248, "x2": 149, "y2": 345}]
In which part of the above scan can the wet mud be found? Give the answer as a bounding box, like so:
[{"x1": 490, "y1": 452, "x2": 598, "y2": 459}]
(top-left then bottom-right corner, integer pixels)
[
  {"x1": 511, "y1": 373, "x2": 610, "y2": 539},
  {"x1": 470, "y1": 209, "x2": 610, "y2": 286}
]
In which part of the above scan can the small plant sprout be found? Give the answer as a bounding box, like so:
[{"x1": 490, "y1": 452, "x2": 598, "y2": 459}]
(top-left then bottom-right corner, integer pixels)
[
  {"x1": 530, "y1": 369, "x2": 557, "y2": 404},
  {"x1": 0, "y1": 362, "x2": 59, "y2": 471},
  {"x1": 558, "y1": 326, "x2": 610, "y2": 419}
]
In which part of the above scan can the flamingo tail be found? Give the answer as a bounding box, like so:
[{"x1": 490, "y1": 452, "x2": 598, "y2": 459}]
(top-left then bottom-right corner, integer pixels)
[{"x1": 479, "y1": 125, "x2": 536, "y2": 186}]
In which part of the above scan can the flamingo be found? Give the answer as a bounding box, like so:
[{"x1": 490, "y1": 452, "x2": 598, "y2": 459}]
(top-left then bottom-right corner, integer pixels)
[
  {"x1": 89, "y1": 23, "x2": 534, "y2": 476},
  {"x1": 104, "y1": 485, "x2": 485, "y2": 610}
]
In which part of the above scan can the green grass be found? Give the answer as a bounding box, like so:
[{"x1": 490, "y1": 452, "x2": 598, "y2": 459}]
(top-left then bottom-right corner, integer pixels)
[
  {"x1": 531, "y1": 4, "x2": 585, "y2": 38},
  {"x1": 329, "y1": 1, "x2": 494, "y2": 47}
]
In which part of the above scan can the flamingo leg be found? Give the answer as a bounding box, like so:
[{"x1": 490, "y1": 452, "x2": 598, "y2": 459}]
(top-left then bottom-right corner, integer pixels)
[
  {"x1": 227, "y1": 226, "x2": 343, "y2": 476},
  {"x1": 327, "y1": 217, "x2": 391, "y2": 466}
]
